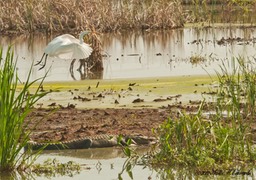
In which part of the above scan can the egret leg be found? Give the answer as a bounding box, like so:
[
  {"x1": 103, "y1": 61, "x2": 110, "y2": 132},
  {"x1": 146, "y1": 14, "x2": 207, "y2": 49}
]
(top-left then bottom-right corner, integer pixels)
[
  {"x1": 38, "y1": 54, "x2": 48, "y2": 70},
  {"x1": 35, "y1": 53, "x2": 45, "y2": 66},
  {"x1": 70, "y1": 59, "x2": 76, "y2": 74},
  {"x1": 77, "y1": 59, "x2": 85, "y2": 72}
]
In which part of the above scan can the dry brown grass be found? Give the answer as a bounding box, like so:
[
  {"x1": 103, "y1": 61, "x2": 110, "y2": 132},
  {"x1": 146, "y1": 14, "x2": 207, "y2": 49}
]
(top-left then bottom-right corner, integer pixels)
[
  {"x1": 85, "y1": 27, "x2": 103, "y2": 76},
  {"x1": 0, "y1": 0, "x2": 184, "y2": 34},
  {"x1": 184, "y1": 0, "x2": 256, "y2": 23}
]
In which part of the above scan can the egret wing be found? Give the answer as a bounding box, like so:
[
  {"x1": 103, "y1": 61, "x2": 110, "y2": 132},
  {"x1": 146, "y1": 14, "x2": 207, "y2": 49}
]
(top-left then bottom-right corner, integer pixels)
[
  {"x1": 71, "y1": 43, "x2": 93, "y2": 60},
  {"x1": 44, "y1": 34, "x2": 92, "y2": 60},
  {"x1": 44, "y1": 34, "x2": 77, "y2": 57}
]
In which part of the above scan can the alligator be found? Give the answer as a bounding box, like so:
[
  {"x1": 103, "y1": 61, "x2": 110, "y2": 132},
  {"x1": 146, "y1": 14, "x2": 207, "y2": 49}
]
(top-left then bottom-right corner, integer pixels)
[{"x1": 25, "y1": 134, "x2": 156, "y2": 150}]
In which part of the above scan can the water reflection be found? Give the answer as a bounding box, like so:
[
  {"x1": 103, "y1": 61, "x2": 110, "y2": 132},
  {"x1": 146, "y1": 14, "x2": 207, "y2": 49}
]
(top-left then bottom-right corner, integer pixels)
[
  {"x1": 29, "y1": 146, "x2": 256, "y2": 179},
  {"x1": 103, "y1": 27, "x2": 256, "y2": 79},
  {"x1": 33, "y1": 147, "x2": 155, "y2": 180},
  {"x1": 41, "y1": 147, "x2": 127, "y2": 159},
  {"x1": 1, "y1": 27, "x2": 256, "y2": 81}
]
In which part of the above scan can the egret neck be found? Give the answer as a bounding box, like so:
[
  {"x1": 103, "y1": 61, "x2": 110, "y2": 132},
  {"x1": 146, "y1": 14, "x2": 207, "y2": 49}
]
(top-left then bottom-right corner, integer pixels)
[{"x1": 79, "y1": 31, "x2": 89, "y2": 44}]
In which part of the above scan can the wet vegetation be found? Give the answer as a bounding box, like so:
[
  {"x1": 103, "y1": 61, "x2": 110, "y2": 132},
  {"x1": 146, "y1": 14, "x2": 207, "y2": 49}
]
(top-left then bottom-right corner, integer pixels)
[
  {"x1": 0, "y1": 47, "x2": 48, "y2": 172},
  {"x1": 32, "y1": 158, "x2": 81, "y2": 178},
  {"x1": 189, "y1": 54, "x2": 207, "y2": 65},
  {"x1": 0, "y1": 47, "x2": 83, "y2": 178},
  {"x1": 118, "y1": 57, "x2": 256, "y2": 177}
]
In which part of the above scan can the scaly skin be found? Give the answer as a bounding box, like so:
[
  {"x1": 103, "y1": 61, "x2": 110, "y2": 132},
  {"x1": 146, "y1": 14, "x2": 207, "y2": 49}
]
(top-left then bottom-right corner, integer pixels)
[{"x1": 25, "y1": 134, "x2": 156, "y2": 150}]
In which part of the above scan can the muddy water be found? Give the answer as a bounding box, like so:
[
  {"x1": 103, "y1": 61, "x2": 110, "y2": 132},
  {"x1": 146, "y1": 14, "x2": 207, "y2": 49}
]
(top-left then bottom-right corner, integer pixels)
[
  {"x1": 34, "y1": 147, "x2": 156, "y2": 180},
  {"x1": 1, "y1": 26, "x2": 256, "y2": 81},
  {"x1": 29, "y1": 147, "x2": 256, "y2": 179}
]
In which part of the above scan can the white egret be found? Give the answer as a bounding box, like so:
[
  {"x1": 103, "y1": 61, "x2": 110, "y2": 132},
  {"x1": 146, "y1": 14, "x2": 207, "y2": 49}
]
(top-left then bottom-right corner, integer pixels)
[{"x1": 35, "y1": 31, "x2": 93, "y2": 70}]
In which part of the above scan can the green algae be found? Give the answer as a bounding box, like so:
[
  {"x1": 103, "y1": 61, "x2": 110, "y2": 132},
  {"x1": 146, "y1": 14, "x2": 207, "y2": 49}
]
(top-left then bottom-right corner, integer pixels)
[{"x1": 20, "y1": 75, "x2": 216, "y2": 109}]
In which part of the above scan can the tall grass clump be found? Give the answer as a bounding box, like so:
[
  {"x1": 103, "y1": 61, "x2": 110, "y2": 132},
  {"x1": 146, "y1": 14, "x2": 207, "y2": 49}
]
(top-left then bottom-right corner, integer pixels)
[
  {"x1": 152, "y1": 105, "x2": 256, "y2": 174},
  {"x1": 0, "y1": 46, "x2": 48, "y2": 172},
  {"x1": 148, "y1": 57, "x2": 256, "y2": 175},
  {"x1": 184, "y1": 0, "x2": 256, "y2": 24},
  {"x1": 0, "y1": 0, "x2": 183, "y2": 34},
  {"x1": 215, "y1": 57, "x2": 256, "y2": 122}
]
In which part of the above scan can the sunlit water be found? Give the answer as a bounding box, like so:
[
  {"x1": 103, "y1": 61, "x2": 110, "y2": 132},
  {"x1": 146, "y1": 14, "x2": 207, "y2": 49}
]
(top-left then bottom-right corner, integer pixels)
[
  {"x1": 28, "y1": 147, "x2": 256, "y2": 180},
  {"x1": 34, "y1": 147, "x2": 157, "y2": 180},
  {"x1": 1, "y1": 26, "x2": 256, "y2": 81}
]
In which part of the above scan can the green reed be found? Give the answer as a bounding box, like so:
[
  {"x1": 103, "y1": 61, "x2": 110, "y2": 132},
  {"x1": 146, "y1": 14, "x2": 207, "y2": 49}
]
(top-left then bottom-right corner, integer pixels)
[
  {"x1": 0, "y1": 47, "x2": 48, "y2": 172},
  {"x1": 216, "y1": 57, "x2": 256, "y2": 122},
  {"x1": 152, "y1": 104, "x2": 255, "y2": 174},
  {"x1": 148, "y1": 56, "x2": 256, "y2": 174}
]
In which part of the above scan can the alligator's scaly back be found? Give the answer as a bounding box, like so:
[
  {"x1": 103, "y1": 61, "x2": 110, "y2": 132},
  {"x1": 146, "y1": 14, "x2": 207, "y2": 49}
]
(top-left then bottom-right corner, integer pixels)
[{"x1": 25, "y1": 134, "x2": 156, "y2": 150}]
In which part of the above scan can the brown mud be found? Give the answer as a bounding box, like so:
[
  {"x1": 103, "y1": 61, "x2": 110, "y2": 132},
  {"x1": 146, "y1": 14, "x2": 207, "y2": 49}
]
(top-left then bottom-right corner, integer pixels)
[
  {"x1": 26, "y1": 107, "x2": 181, "y2": 143},
  {"x1": 23, "y1": 73, "x2": 256, "y2": 145},
  {"x1": 24, "y1": 77, "x2": 211, "y2": 143}
]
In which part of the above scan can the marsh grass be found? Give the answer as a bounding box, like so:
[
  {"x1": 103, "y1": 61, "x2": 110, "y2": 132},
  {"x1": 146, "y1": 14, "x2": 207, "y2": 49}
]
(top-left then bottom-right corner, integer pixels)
[
  {"x1": 0, "y1": 0, "x2": 183, "y2": 34},
  {"x1": 189, "y1": 54, "x2": 206, "y2": 65},
  {"x1": 32, "y1": 158, "x2": 81, "y2": 178},
  {"x1": 143, "y1": 56, "x2": 256, "y2": 175},
  {"x1": 86, "y1": 28, "x2": 103, "y2": 73},
  {"x1": 0, "y1": 46, "x2": 48, "y2": 172},
  {"x1": 215, "y1": 57, "x2": 256, "y2": 121},
  {"x1": 1, "y1": 0, "x2": 256, "y2": 34},
  {"x1": 185, "y1": 0, "x2": 256, "y2": 24},
  {"x1": 153, "y1": 105, "x2": 255, "y2": 174}
]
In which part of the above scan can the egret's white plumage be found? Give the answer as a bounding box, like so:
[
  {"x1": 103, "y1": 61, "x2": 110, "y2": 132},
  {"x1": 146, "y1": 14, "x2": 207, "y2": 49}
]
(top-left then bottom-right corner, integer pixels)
[{"x1": 35, "y1": 31, "x2": 93, "y2": 70}]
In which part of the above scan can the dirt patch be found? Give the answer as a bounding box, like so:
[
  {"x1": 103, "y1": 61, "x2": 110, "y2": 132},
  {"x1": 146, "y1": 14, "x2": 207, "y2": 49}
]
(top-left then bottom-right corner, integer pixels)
[
  {"x1": 26, "y1": 107, "x2": 180, "y2": 143},
  {"x1": 25, "y1": 76, "x2": 212, "y2": 143},
  {"x1": 25, "y1": 102, "x2": 256, "y2": 144}
]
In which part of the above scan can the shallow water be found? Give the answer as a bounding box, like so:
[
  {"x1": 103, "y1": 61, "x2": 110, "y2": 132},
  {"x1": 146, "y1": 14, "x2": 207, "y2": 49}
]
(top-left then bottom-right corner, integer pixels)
[
  {"x1": 1, "y1": 26, "x2": 256, "y2": 81},
  {"x1": 28, "y1": 147, "x2": 256, "y2": 180},
  {"x1": 34, "y1": 147, "x2": 157, "y2": 180}
]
